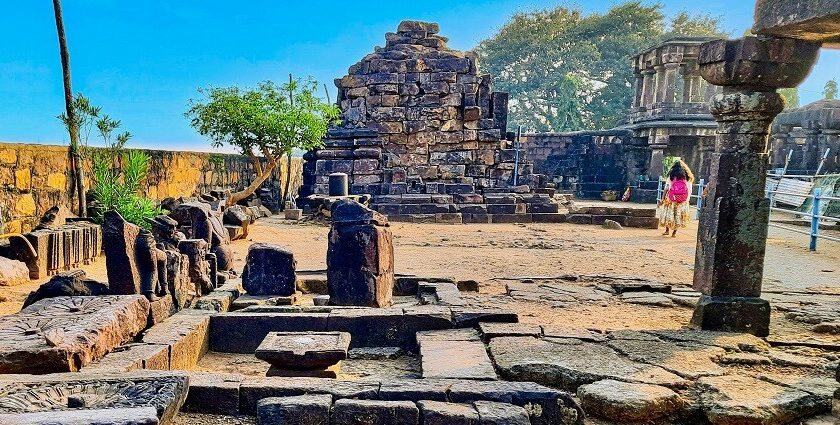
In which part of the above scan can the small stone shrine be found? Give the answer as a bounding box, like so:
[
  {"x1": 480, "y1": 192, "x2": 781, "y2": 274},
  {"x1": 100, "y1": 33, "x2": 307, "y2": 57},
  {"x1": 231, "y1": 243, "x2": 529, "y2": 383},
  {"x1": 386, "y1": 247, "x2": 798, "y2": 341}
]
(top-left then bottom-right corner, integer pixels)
[{"x1": 327, "y1": 199, "x2": 394, "y2": 307}]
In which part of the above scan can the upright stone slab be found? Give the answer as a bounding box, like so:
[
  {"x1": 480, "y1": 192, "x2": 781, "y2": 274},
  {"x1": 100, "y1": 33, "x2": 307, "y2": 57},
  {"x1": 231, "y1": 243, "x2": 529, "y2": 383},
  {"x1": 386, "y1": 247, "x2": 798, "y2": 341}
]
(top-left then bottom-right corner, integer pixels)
[
  {"x1": 103, "y1": 211, "x2": 143, "y2": 295},
  {"x1": 692, "y1": 36, "x2": 820, "y2": 336},
  {"x1": 241, "y1": 243, "x2": 297, "y2": 296},
  {"x1": 178, "y1": 239, "x2": 213, "y2": 295},
  {"x1": 327, "y1": 200, "x2": 394, "y2": 307}
]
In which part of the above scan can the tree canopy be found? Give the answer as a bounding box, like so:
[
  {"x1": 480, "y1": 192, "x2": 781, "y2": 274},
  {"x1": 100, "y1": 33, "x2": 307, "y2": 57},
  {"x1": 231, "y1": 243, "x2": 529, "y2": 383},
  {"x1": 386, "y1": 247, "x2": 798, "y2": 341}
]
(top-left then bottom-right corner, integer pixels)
[
  {"x1": 825, "y1": 79, "x2": 838, "y2": 101},
  {"x1": 186, "y1": 78, "x2": 339, "y2": 206},
  {"x1": 474, "y1": 2, "x2": 729, "y2": 132}
]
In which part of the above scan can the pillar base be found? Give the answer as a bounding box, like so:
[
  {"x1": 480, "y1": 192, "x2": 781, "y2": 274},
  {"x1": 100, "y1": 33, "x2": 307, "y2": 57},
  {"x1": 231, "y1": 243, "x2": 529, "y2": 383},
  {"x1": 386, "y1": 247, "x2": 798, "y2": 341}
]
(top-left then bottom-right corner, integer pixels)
[{"x1": 690, "y1": 295, "x2": 770, "y2": 337}]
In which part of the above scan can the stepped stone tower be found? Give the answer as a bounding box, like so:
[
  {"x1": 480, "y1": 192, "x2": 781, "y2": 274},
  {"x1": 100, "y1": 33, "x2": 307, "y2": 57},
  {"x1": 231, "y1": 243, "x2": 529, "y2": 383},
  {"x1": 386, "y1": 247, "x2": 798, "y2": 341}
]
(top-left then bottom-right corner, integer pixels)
[{"x1": 301, "y1": 21, "x2": 545, "y2": 207}]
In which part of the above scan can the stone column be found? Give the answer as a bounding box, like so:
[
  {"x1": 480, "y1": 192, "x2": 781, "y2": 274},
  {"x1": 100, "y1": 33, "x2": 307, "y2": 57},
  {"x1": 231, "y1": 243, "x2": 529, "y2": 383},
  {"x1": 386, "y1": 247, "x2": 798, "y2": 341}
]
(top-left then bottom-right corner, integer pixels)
[
  {"x1": 691, "y1": 36, "x2": 819, "y2": 336},
  {"x1": 663, "y1": 63, "x2": 680, "y2": 104},
  {"x1": 648, "y1": 134, "x2": 668, "y2": 179},
  {"x1": 653, "y1": 65, "x2": 667, "y2": 104},
  {"x1": 632, "y1": 73, "x2": 644, "y2": 108},
  {"x1": 642, "y1": 69, "x2": 655, "y2": 108},
  {"x1": 803, "y1": 129, "x2": 822, "y2": 171}
]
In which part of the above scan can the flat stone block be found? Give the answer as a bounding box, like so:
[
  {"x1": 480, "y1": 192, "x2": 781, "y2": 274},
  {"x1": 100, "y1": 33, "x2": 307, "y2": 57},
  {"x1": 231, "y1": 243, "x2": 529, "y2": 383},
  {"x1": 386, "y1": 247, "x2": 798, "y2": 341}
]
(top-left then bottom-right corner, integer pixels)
[
  {"x1": 379, "y1": 379, "x2": 456, "y2": 402},
  {"x1": 447, "y1": 380, "x2": 582, "y2": 425},
  {"x1": 473, "y1": 401, "x2": 530, "y2": 425},
  {"x1": 209, "y1": 313, "x2": 329, "y2": 353},
  {"x1": 0, "y1": 407, "x2": 160, "y2": 425},
  {"x1": 577, "y1": 379, "x2": 683, "y2": 422},
  {"x1": 285, "y1": 209, "x2": 303, "y2": 220},
  {"x1": 239, "y1": 377, "x2": 379, "y2": 415},
  {"x1": 142, "y1": 312, "x2": 210, "y2": 370},
  {"x1": 566, "y1": 214, "x2": 593, "y2": 225},
  {"x1": 419, "y1": 400, "x2": 479, "y2": 425},
  {"x1": 183, "y1": 372, "x2": 243, "y2": 415},
  {"x1": 531, "y1": 213, "x2": 566, "y2": 223},
  {"x1": 625, "y1": 216, "x2": 659, "y2": 229},
  {"x1": 490, "y1": 214, "x2": 533, "y2": 223},
  {"x1": 0, "y1": 295, "x2": 150, "y2": 373},
  {"x1": 420, "y1": 339, "x2": 497, "y2": 380},
  {"x1": 452, "y1": 308, "x2": 518, "y2": 327},
  {"x1": 327, "y1": 309, "x2": 407, "y2": 348},
  {"x1": 698, "y1": 374, "x2": 825, "y2": 425},
  {"x1": 464, "y1": 213, "x2": 491, "y2": 224},
  {"x1": 257, "y1": 394, "x2": 331, "y2": 425},
  {"x1": 436, "y1": 213, "x2": 463, "y2": 224},
  {"x1": 691, "y1": 295, "x2": 771, "y2": 337},
  {"x1": 82, "y1": 343, "x2": 170, "y2": 373},
  {"x1": 266, "y1": 364, "x2": 340, "y2": 378},
  {"x1": 479, "y1": 322, "x2": 542, "y2": 340},
  {"x1": 331, "y1": 399, "x2": 420, "y2": 425},
  {"x1": 255, "y1": 331, "x2": 350, "y2": 369},
  {"x1": 242, "y1": 243, "x2": 297, "y2": 296}
]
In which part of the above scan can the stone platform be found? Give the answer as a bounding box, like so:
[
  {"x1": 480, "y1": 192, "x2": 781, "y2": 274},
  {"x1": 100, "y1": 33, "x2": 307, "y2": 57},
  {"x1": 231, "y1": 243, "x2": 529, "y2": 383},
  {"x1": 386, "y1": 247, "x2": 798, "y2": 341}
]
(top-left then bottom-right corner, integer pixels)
[{"x1": 256, "y1": 331, "x2": 350, "y2": 378}]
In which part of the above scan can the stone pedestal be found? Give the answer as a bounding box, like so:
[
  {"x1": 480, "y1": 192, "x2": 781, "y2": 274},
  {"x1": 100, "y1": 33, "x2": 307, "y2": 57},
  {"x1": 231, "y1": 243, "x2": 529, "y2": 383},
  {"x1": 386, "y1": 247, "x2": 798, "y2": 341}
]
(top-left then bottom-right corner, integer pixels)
[
  {"x1": 327, "y1": 200, "x2": 395, "y2": 307},
  {"x1": 691, "y1": 36, "x2": 819, "y2": 336}
]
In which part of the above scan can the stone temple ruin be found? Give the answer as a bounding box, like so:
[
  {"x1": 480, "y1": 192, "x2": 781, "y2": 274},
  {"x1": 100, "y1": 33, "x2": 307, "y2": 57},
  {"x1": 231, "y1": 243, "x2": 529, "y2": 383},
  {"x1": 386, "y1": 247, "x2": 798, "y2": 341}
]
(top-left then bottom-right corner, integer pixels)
[
  {"x1": 301, "y1": 21, "x2": 566, "y2": 224},
  {"x1": 0, "y1": 3, "x2": 839, "y2": 424}
]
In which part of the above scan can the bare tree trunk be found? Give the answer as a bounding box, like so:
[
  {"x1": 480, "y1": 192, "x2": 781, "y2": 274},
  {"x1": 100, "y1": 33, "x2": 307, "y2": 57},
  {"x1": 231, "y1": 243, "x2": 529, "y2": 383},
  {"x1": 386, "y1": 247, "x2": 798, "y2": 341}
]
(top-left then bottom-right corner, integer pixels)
[
  {"x1": 226, "y1": 159, "x2": 278, "y2": 207},
  {"x1": 281, "y1": 152, "x2": 294, "y2": 210},
  {"x1": 53, "y1": 0, "x2": 86, "y2": 217}
]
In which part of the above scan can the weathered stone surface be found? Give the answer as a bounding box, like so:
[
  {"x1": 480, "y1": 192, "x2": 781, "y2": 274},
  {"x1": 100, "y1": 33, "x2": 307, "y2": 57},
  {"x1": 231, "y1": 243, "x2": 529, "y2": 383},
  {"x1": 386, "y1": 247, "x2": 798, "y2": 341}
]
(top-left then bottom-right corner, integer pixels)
[
  {"x1": 82, "y1": 343, "x2": 170, "y2": 373},
  {"x1": 0, "y1": 256, "x2": 29, "y2": 287},
  {"x1": 419, "y1": 400, "x2": 479, "y2": 425},
  {"x1": 141, "y1": 311, "x2": 210, "y2": 370},
  {"x1": 447, "y1": 380, "x2": 583, "y2": 425},
  {"x1": 698, "y1": 374, "x2": 827, "y2": 424},
  {"x1": 182, "y1": 372, "x2": 243, "y2": 415},
  {"x1": 177, "y1": 239, "x2": 213, "y2": 295},
  {"x1": 22, "y1": 269, "x2": 110, "y2": 307},
  {"x1": 210, "y1": 313, "x2": 330, "y2": 353},
  {"x1": 473, "y1": 401, "x2": 530, "y2": 425},
  {"x1": 327, "y1": 202, "x2": 394, "y2": 307},
  {"x1": 378, "y1": 379, "x2": 455, "y2": 402},
  {"x1": 420, "y1": 339, "x2": 497, "y2": 380},
  {"x1": 644, "y1": 329, "x2": 769, "y2": 353},
  {"x1": 606, "y1": 338, "x2": 726, "y2": 379},
  {"x1": 0, "y1": 372, "x2": 188, "y2": 424},
  {"x1": 255, "y1": 331, "x2": 350, "y2": 369},
  {"x1": 0, "y1": 407, "x2": 160, "y2": 424},
  {"x1": 0, "y1": 296, "x2": 150, "y2": 373},
  {"x1": 479, "y1": 322, "x2": 541, "y2": 340},
  {"x1": 331, "y1": 399, "x2": 419, "y2": 425},
  {"x1": 242, "y1": 243, "x2": 297, "y2": 296},
  {"x1": 577, "y1": 379, "x2": 684, "y2": 422},
  {"x1": 103, "y1": 211, "x2": 143, "y2": 295},
  {"x1": 489, "y1": 337, "x2": 687, "y2": 391},
  {"x1": 238, "y1": 378, "x2": 379, "y2": 415},
  {"x1": 257, "y1": 394, "x2": 331, "y2": 425}
]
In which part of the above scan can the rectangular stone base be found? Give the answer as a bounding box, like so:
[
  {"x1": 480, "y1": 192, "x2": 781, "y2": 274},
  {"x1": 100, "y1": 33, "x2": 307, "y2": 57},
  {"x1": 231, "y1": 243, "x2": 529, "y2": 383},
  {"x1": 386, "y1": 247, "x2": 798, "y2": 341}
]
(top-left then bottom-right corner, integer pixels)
[
  {"x1": 690, "y1": 295, "x2": 770, "y2": 337},
  {"x1": 266, "y1": 363, "x2": 340, "y2": 378}
]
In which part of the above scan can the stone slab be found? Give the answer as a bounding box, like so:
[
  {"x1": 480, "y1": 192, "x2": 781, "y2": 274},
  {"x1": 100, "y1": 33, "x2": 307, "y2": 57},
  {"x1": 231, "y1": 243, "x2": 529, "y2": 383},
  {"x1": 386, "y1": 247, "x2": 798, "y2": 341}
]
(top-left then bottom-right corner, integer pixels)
[
  {"x1": 81, "y1": 343, "x2": 170, "y2": 373},
  {"x1": 489, "y1": 337, "x2": 688, "y2": 391},
  {"x1": 0, "y1": 407, "x2": 160, "y2": 425},
  {"x1": 331, "y1": 399, "x2": 419, "y2": 425},
  {"x1": 257, "y1": 394, "x2": 331, "y2": 425},
  {"x1": 182, "y1": 372, "x2": 243, "y2": 416},
  {"x1": 479, "y1": 322, "x2": 542, "y2": 340},
  {"x1": 0, "y1": 295, "x2": 150, "y2": 373},
  {"x1": 607, "y1": 338, "x2": 726, "y2": 379},
  {"x1": 447, "y1": 380, "x2": 583, "y2": 425},
  {"x1": 577, "y1": 379, "x2": 684, "y2": 422},
  {"x1": 141, "y1": 311, "x2": 210, "y2": 370},
  {"x1": 420, "y1": 339, "x2": 497, "y2": 380},
  {"x1": 255, "y1": 332, "x2": 350, "y2": 369},
  {"x1": 419, "y1": 400, "x2": 479, "y2": 425},
  {"x1": 238, "y1": 377, "x2": 379, "y2": 415},
  {"x1": 698, "y1": 374, "x2": 827, "y2": 425},
  {"x1": 473, "y1": 401, "x2": 530, "y2": 425},
  {"x1": 378, "y1": 379, "x2": 456, "y2": 402},
  {"x1": 452, "y1": 309, "x2": 518, "y2": 327},
  {"x1": 0, "y1": 371, "x2": 188, "y2": 425}
]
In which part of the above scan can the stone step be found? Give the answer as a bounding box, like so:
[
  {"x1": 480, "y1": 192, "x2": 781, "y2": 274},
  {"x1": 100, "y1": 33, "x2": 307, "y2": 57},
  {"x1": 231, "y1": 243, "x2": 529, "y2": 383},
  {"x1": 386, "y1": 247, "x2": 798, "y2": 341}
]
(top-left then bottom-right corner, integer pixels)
[{"x1": 419, "y1": 330, "x2": 497, "y2": 380}]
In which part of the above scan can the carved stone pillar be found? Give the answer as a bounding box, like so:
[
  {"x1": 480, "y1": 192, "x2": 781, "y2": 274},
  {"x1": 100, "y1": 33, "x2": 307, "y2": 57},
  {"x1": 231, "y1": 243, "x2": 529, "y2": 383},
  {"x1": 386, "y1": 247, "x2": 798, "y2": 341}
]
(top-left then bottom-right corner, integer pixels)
[
  {"x1": 691, "y1": 36, "x2": 820, "y2": 336},
  {"x1": 642, "y1": 69, "x2": 655, "y2": 108},
  {"x1": 653, "y1": 65, "x2": 667, "y2": 104},
  {"x1": 632, "y1": 73, "x2": 644, "y2": 109},
  {"x1": 663, "y1": 63, "x2": 680, "y2": 104},
  {"x1": 648, "y1": 134, "x2": 668, "y2": 179}
]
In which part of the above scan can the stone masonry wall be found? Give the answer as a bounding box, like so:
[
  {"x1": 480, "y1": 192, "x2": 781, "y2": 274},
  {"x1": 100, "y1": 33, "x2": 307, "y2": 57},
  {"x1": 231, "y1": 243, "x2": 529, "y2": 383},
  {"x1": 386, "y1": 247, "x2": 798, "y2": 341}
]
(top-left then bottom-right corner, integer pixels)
[
  {"x1": 0, "y1": 142, "x2": 302, "y2": 233},
  {"x1": 302, "y1": 21, "x2": 532, "y2": 199}
]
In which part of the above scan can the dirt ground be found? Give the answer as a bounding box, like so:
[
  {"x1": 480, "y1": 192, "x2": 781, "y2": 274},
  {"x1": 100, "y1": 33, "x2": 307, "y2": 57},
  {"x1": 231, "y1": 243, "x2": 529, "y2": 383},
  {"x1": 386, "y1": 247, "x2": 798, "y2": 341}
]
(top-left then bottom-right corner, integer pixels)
[{"x1": 2, "y1": 215, "x2": 838, "y2": 334}]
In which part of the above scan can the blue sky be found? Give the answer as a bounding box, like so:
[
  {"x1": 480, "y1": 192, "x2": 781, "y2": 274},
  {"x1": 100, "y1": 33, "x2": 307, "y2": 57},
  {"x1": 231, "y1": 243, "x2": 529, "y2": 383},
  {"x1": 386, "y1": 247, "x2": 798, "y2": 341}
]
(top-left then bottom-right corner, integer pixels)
[{"x1": 1, "y1": 1, "x2": 837, "y2": 152}]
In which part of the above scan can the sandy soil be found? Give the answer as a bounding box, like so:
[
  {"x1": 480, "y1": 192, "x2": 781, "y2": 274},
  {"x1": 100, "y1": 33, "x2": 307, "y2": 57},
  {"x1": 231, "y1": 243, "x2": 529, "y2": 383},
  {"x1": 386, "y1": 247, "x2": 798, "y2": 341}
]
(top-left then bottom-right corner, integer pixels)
[{"x1": 1, "y1": 216, "x2": 838, "y2": 333}]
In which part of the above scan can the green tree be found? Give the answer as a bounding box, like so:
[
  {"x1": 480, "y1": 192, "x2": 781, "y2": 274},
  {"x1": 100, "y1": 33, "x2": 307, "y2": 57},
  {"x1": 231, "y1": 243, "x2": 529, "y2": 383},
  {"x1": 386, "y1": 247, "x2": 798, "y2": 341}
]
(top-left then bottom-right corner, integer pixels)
[
  {"x1": 186, "y1": 78, "x2": 339, "y2": 207},
  {"x1": 779, "y1": 87, "x2": 801, "y2": 110},
  {"x1": 475, "y1": 2, "x2": 728, "y2": 132},
  {"x1": 52, "y1": 0, "x2": 86, "y2": 217},
  {"x1": 825, "y1": 79, "x2": 838, "y2": 100}
]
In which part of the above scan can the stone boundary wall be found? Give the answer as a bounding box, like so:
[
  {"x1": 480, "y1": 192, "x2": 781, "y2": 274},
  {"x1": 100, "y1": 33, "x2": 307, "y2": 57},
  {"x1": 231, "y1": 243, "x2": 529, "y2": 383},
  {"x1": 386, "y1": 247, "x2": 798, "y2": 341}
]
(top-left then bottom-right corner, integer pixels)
[
  {"x1": 0, "y1": 142, "x2": 303, "y2": 233},
  {"x1": 523, "y1": 131, "x2": 634, "y2": 199}
]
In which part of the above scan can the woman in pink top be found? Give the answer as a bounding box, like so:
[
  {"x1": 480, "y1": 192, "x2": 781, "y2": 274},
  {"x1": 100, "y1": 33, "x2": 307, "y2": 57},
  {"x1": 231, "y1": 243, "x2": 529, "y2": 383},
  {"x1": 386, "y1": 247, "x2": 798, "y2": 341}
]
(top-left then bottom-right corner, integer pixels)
[{"x1": 657, "y1": 160, "x2": 694, "y2": 237}]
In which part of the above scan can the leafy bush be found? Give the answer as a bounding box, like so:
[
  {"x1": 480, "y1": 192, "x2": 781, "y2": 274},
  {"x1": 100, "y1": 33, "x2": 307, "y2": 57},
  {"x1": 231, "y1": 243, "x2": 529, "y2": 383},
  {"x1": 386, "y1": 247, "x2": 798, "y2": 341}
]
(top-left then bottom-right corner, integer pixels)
[{"x1": 68, "y1": 96, "x2": 160, "y2": 228}]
